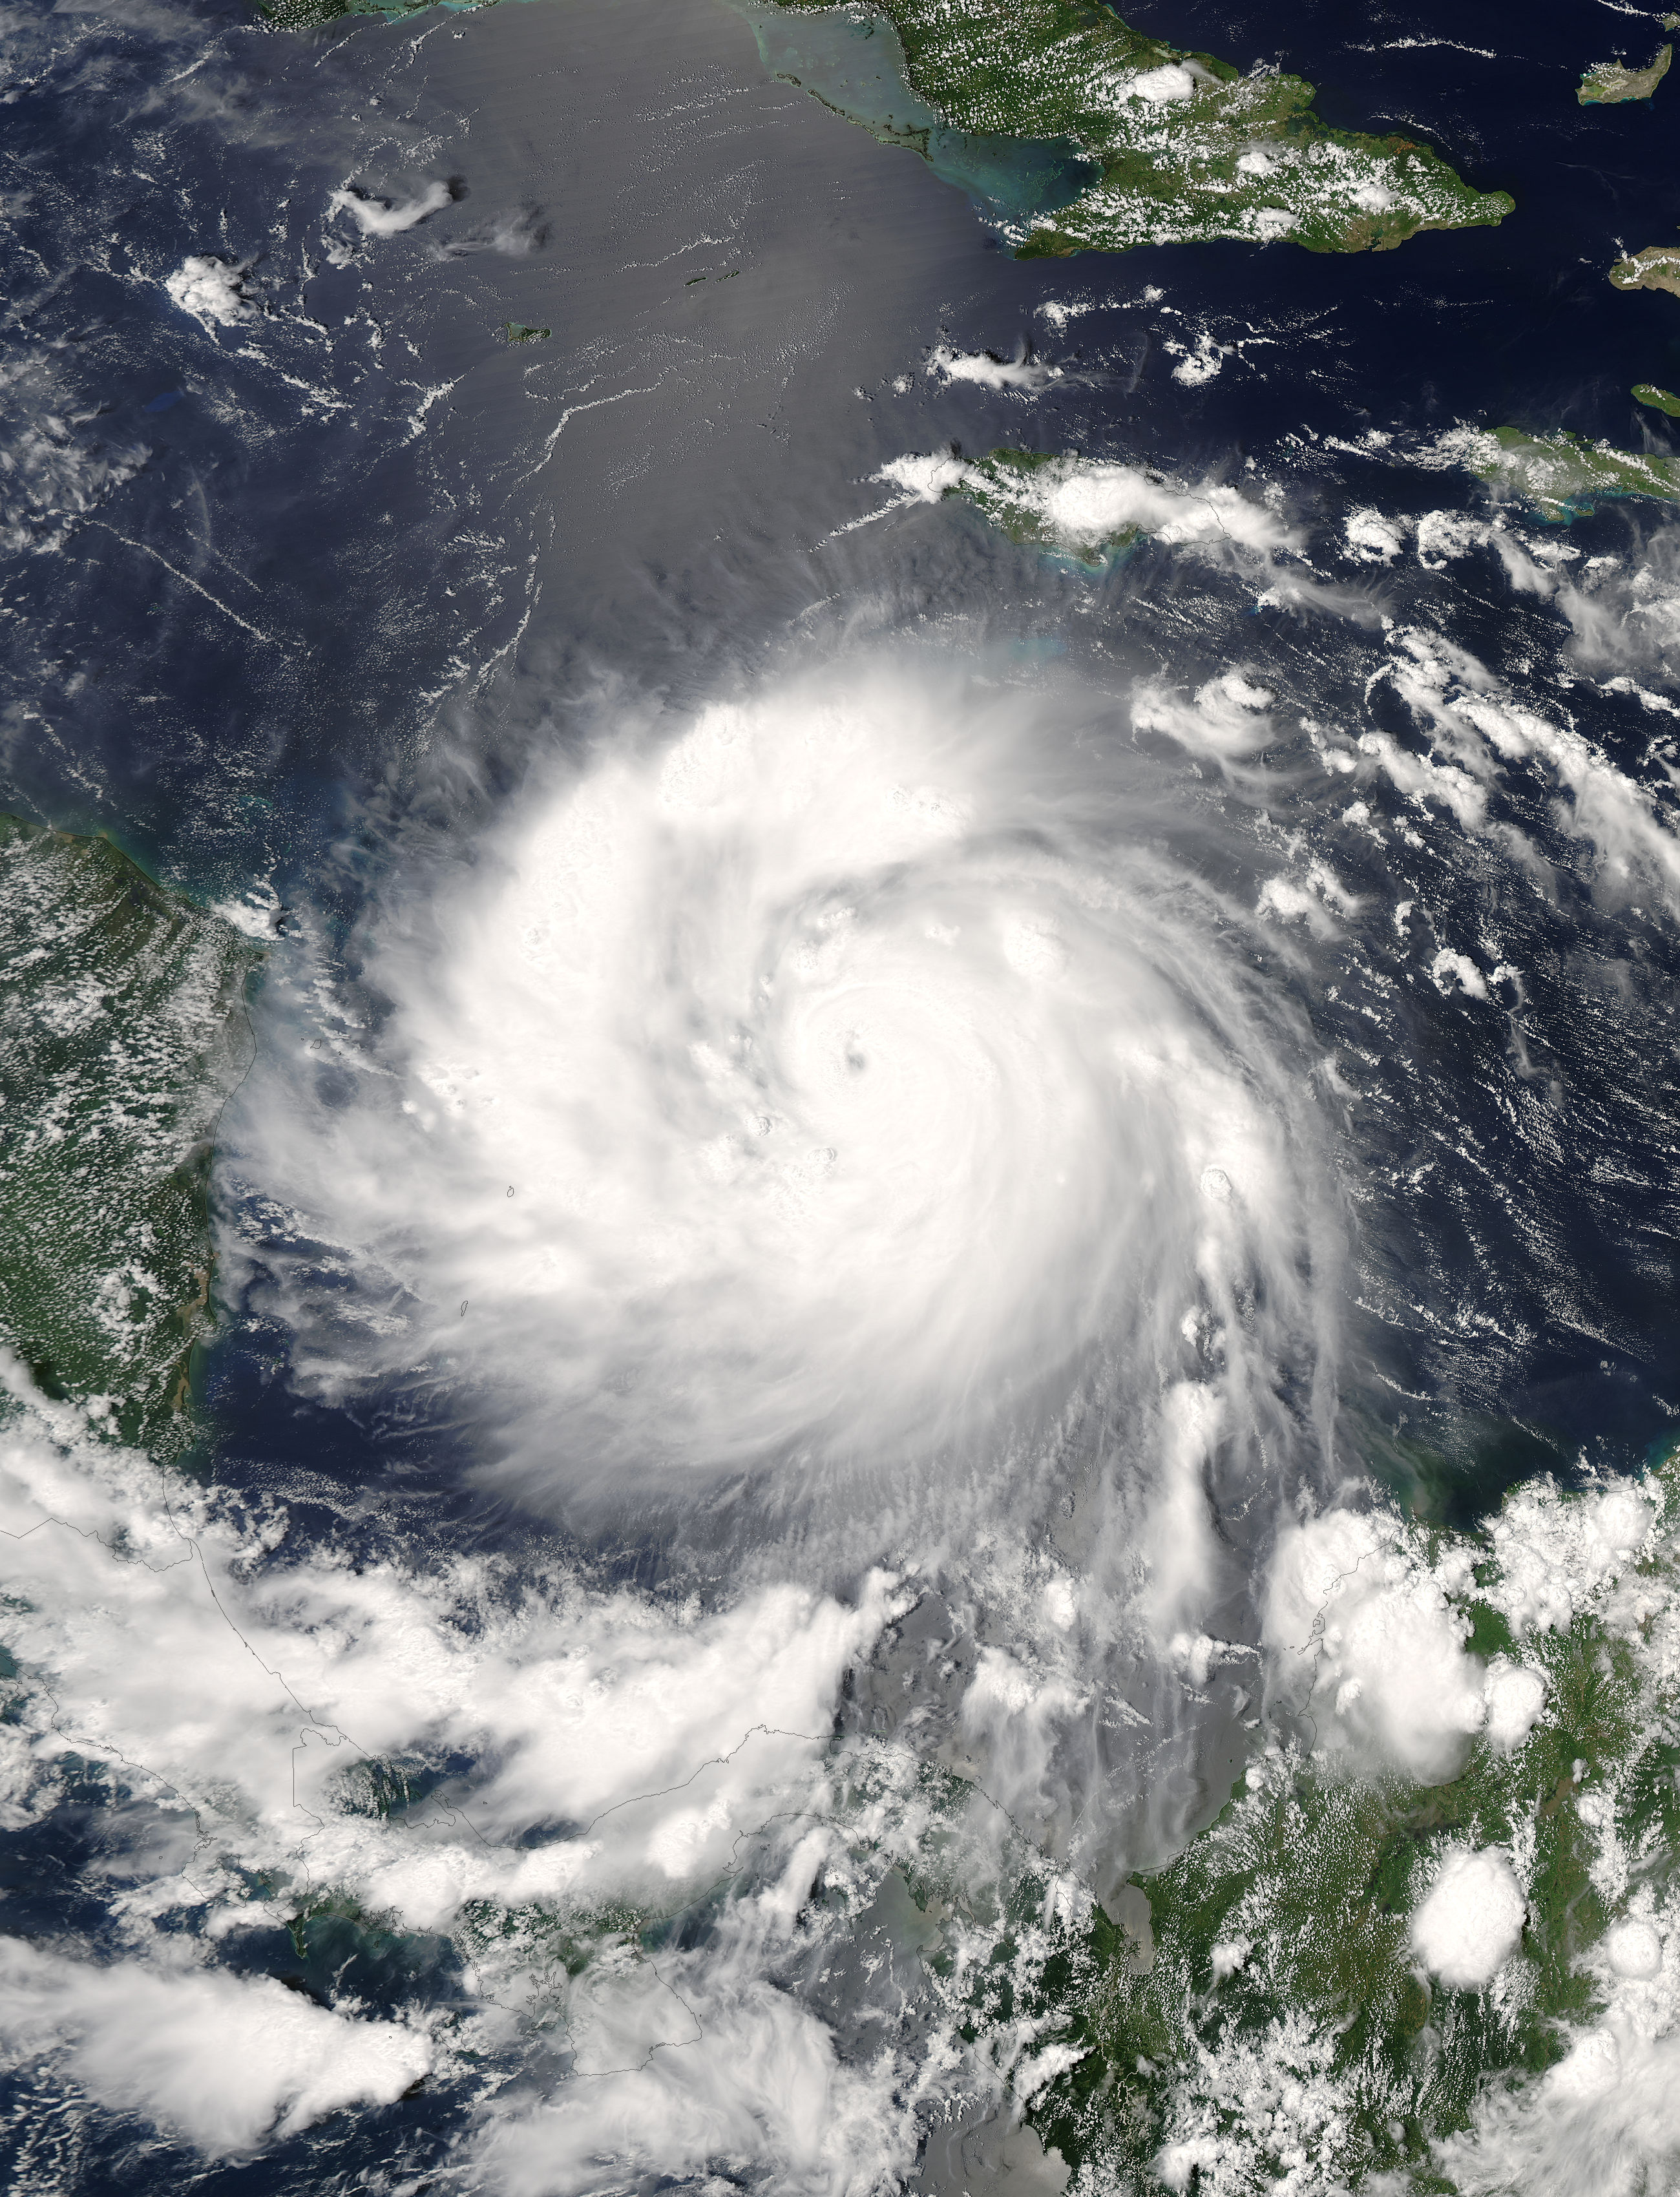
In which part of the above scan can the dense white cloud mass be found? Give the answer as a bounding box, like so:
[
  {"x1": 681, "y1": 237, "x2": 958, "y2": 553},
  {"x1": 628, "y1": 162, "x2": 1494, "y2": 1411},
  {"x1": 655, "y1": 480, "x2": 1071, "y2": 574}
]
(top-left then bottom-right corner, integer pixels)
[
  {"x1": 1482, "y1": 1658, "x2": 1546, "y2": 1752},
  {"x1": 163, "y1": 255, "x2": 253, "y2": 327},
  {"x1": 1482, "y1": 1479, "x2": 1656, "y2": 1634},
  {"x1": 877, "y1": 450, "x2": 1298, "y2": 559},
  {"x1": 468, "y1": 1960, "x2": 912, "y2": 2197},
  {"x1": 0, "y1": 1393, "x2": 935, "y2": 2172},
  {"x1": 926, "y1": 345, "x2": 1062, "y2": 392},
  {"x1": 1263, "y1": 1486, "x2": 1657, "y2": 1796},
  {"x1": 1409, "y1": 1846, "x2": 1526, "y2": 1990},
  {"x1": 1264, "y1": 1511, "x2": 1490, "y2": 1783},
  {"x1": 233, "y1": 666, "x2": 1334, "y2": 1505},
  {"x1": 0, "y1": 1393, "x2": 1112, "y2": 2186},
  {"x1": 0, "y1": 1942, "x2": 431, "y2": 2154},
  {"x1": 0, "y1": 1397, "x2": 899, "y2": 1923},
  {"x1": 1442, "y1": 2024, "x2": 1680, "y2": 2197}
]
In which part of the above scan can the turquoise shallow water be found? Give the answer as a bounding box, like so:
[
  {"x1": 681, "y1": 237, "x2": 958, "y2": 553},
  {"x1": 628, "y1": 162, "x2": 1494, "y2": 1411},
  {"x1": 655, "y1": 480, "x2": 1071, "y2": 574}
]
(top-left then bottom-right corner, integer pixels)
[{"x1": 732, "y1": 0, "x2": 1101, "y2": 227}]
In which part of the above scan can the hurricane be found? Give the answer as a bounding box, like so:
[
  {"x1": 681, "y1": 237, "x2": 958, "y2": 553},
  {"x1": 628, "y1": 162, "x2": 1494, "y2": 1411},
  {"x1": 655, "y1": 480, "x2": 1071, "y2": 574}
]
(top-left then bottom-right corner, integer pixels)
[
  {"x1": 238, "y1": 659, "x2": 1338, "y2": 1524},
  {"x1": 14, "y1": 0, "x2": 1680, "y2": 2185}
]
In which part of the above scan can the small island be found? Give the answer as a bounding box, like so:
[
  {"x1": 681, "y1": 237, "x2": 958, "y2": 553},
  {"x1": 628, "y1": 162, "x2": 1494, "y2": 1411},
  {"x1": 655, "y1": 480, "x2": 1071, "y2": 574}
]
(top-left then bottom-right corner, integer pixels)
[
  {"x1": 1578, "y1": 43, "x2": 1672, "y2": 103},
  {"x1": 772, "y1": 0, "x2": 1512, "y2": 256},
  {"x1": 1635, "y1": 384, "x2": 1680, "y2": 416},
  {"x1": 1611, "y1": 240, "x2": 1680, "y2": 298},
  {"x1": 503, "y1": 321, "x2": 552, "y2": 344}
]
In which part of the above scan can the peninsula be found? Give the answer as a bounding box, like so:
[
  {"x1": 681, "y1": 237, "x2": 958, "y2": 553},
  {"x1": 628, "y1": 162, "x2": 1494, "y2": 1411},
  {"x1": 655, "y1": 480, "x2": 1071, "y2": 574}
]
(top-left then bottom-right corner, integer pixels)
[
  {"x1": 1611, "y1": 241, "x2": 1680, "y2": 299},
  {"x1": 779, "y1": 0, "x2": 1515, "y2": 256},
  {"x1": 0, "y1": 819, "x2": 257, "y2": 1449},
  {"x1": 1579, "y1": 45, "x2": 1671, "y2": 103}
]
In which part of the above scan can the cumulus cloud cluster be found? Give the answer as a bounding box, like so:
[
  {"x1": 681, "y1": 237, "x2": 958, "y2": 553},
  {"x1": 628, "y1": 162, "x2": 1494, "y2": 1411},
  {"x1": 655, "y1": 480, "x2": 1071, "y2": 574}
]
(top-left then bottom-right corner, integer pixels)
[
  {"x1": 0, "y1": 1409, "x2": 896, "y2": 1921},
  {"x1": 0, "y1": 351, "x2": 148, "y2": 555},
  {"x1": 1364, "y1": 624, "x2": 1680, "y2": 909},
  {"x1": 1263, "y1": 1509, "x2": 1546, "y2": 1783},
  {"x1": 163, "y1": 254, "x2": 254, "y2": 328},
  {"x1": 925, "y1": 344, "x2": 1062, "y2": 393},
  {"x1": 1410, "y1": 1845, "x2": 1527, "y2": 1989}
]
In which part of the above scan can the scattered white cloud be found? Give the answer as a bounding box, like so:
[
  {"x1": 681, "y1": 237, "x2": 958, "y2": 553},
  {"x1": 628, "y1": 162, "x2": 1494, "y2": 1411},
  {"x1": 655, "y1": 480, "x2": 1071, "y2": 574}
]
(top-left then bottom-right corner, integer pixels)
[
  {"x1": 1378, "y1": 626, "x2": 1680, "y2": 907},
  {"x1": 875, "y1": 452, "x2": 969, "y2": 501},
  {"x1": 1344, "y1": 506, "x2": 1405, "y2": 563},
  {"x1": 1415, "y1": 509, "x2": 1494, "y2": 569},
  {"x1": 1131, "y1": 670, "x2": 1274, "y2": 762},
  {"x1": 1165, "y1": 330, "x2": 1230, "y2": 386},
  {"x1": 328, "y1": 181, "x2": 452, "y2": 237},
  {"x1": 1431, "y1": 947, "x2": 1489, "y2": 998},
  {"x1": 1036, "y1": 298, "x2": 1098, "y2": 331},
  {"x1": 0, "y1": 352, "x2": 148, "y2": 555},
  {"x1": 926, "y1": 345, "x2": 1062, "y2": 393}
]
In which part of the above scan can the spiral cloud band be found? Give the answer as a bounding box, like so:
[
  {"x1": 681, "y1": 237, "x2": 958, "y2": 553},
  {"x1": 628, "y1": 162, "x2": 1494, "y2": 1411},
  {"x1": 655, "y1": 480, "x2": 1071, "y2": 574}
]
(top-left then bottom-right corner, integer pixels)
[{"x1": 244, "y1": 664, "x2": 1334, "y2": 1502}]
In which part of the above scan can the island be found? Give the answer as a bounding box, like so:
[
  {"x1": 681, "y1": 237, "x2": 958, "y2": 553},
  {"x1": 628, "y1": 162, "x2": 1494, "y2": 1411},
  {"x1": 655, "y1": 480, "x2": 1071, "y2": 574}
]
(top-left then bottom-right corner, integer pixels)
[
  {"x1": 772, "y1": 0, "x2": 1513, "y2": 255},
  {"x1": 0, "y1": 817, "x2": 258, "y2": 1451},
  {"x1": 503, "y1": 321, "x2": 552, "y2": 344},
  {"x1": 949, "y1": 448, "x2": 1146, "y2": 562},
  {"x1": 1611, "y1": 240, "x2": 1680, "y2": 298},
  {"x1": 1635, "y1": 384, "x2": 1680, "y2": 416},
  {"x1": 1454, "y1": 424, "x2": 1680, "y2": 522},
  {"x1": 1578, "y1": 44, "x2": 1672, "y2": 103},
  {"x1": 880, "y1": 445, "x2": 1289, "y2": 563},
  {"x1": 264, "y1": 0, "x2": 1513, "y2": 255}
]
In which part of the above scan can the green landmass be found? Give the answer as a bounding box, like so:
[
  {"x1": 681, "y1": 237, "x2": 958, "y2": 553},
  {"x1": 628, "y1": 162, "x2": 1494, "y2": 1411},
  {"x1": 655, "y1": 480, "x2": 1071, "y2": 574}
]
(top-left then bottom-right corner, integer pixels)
[
  {"x1": 1635, "y1": 383, "x2": 1680, "y2": 416},
  {"x1": 1453, "y1": 423, "x2": 1680, "y2": 522},
  {"x1": 0, "y1": 818, "x2": 258, "y2": 1450},
  {"x1": 258, "y1": 0, "x2": 434, "y2": 28},
  {"x1": 953, "y1": 448, "x2": 1137, "y2": 563},
  {"x1": 775, "y1": 0, "x2": 1513, "y2": 256},
  {"x1": 68, "y1": 1432, "x2": 1677, "y2": 2189},
  {"x1": 503, "y1": 321, "x2": 551, "y2": 344},
  {"x1": 258, "y1": 0, "x2": 1512, "y2": 257},
  {"x1": 889, "y1": 445, "x2": 1282, "y2": 567},
  {"x1": 1611, "y1": 240, "x2": 1680, "y2": 299},
  {"x1": 1579, "y1": 43, "x2": 1672, "y2": 103},
  {"x1": 1007, "y1": 1460, "x2": 1680, "y2": 2191}
]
